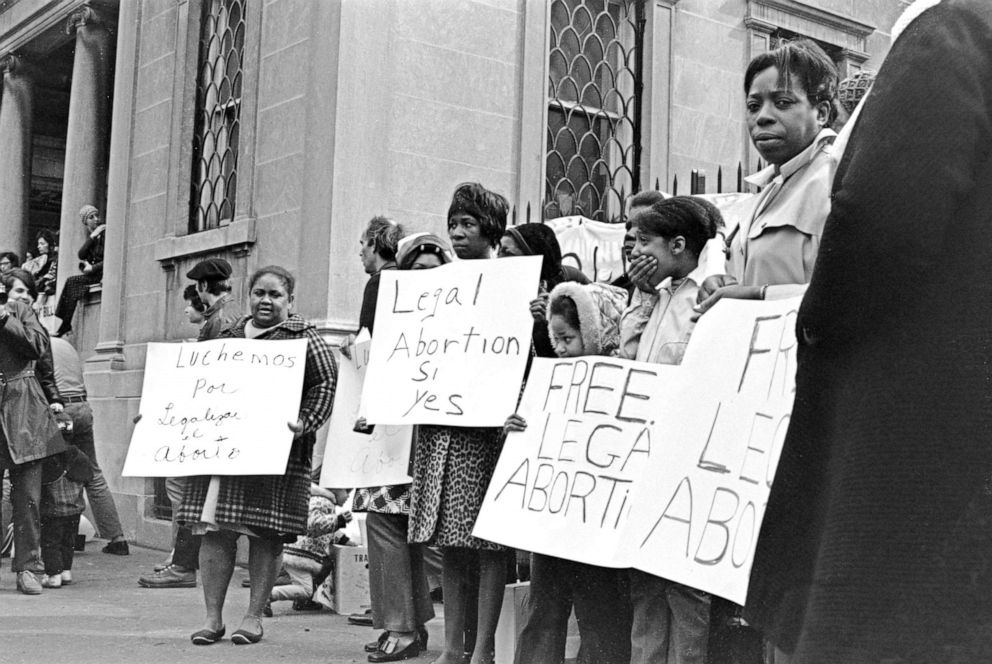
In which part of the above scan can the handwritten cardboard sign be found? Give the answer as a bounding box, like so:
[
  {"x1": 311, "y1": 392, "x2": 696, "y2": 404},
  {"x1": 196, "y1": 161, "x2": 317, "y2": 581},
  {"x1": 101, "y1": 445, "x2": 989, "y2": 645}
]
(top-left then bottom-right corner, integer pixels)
[
  {"x1": 623, "y1": 297, "x2": 800, "y2": 604},
  {"x1": 122, "y1": 338, "x2": 307, "y2": 477},
  {"x1": 473, "y1": 356, "x2": 678, "y2": 565},
  {"x1": 361, "y1": 256, "x2": 542, "y2": 426},
  {"x1": 319, "y1": 332, "x2": 413, "y2": 488}
]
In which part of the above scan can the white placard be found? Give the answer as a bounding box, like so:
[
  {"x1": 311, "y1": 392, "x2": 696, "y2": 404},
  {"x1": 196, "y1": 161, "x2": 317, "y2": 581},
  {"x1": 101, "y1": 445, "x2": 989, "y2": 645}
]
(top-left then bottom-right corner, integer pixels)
[
  {"x1": 623, "y1": 297, "x2": 800, "y2": 604},
  {"x1": 361, "y1": 256, "x2": 542, "y2": 426},
  {"x1": 122, "y1": 338, "x2": 307, "y2": 477},
  {"x1": 319, "y1": 333, "x2": 413, "y2": 488},
  {"x1": 473, "y1": 356, "x2": 678, "y2": 566}
]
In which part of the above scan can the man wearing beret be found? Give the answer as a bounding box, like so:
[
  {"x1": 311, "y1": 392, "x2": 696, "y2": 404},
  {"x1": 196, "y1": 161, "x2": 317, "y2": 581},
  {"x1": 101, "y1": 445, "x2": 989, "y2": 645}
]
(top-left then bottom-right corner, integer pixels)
[
  {"x1": 139, "y1": 257, "x2": 241, "y2": 588},
  {"x1": 186, "y1": 258, "x2": 240, "y2": 342}
]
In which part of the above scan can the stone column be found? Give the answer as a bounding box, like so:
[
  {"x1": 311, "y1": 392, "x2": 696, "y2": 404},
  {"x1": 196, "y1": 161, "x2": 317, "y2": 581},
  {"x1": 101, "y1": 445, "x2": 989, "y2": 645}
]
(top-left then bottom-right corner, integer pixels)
[
  {"x1": 0, "y1": 54, "x2": 34, "y2": 257},
  {"x1": 57, "y1": 4, "x2": 112, "y2": 295}
]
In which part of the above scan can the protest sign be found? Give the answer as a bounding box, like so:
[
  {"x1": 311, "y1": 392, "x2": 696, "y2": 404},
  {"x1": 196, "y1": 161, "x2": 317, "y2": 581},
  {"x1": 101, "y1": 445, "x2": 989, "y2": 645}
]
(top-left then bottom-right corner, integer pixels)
[
  {"x1": 122, "y1": 338, "x2": 307, "y2": 477},
  {"x1": 623, "y1": 297, "x2": 801, "y2": 604},
  {"x1": 360, "y1": 255, "x2": 542, "y2": 427},
  {"x1": 473, "y1": 356, "x2": 679, "y2": 566},
  {"x1": 319, "y1": 331, "x2": 413, "y2": 488}
]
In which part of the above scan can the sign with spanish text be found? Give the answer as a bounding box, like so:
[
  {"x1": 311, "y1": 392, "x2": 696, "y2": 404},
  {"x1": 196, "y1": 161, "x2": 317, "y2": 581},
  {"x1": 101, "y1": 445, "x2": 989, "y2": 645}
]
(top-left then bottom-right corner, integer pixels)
[
  {"x1": 122, "y1": 338, "x2": 307, "y2": 477},
  {"x1": 319, "y1": 331, "x2": 413, "y2": 488},
  {"x1": 361, "y1": 256, "x2": 542, "y2": 426},
  {"x1": 623, "y1": 297, "x2": 801, "y2": 604},
  {"x1": 473, "y1": 356, "x2": 679, "y2": 565}
]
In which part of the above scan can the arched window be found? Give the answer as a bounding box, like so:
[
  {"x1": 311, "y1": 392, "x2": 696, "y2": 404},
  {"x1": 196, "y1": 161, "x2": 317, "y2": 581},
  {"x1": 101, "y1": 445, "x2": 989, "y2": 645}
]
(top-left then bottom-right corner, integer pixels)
[
  {"x1": 189, "y1": 0, "x2": 246, "y2": 232},
  {"x1": 545, "y1": 0, "x2": 643, "y2": 223}
]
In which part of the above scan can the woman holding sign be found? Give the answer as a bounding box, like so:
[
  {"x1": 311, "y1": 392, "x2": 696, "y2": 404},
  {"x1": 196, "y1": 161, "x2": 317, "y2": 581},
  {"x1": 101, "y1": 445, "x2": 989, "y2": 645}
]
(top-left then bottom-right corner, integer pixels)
[
  {"x1": 408, "y1": 184, "x2": 508, "y2": 664},
  {"x1": 178, "y1": 265, "x2": 337, "y2": 646}
]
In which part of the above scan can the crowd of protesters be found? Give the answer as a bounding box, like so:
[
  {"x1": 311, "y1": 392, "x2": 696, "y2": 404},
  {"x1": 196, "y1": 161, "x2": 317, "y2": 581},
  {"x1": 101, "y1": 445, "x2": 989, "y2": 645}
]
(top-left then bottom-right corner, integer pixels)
[{"x1": 3, "y1": 1, "x2": 992, "y2": 663}]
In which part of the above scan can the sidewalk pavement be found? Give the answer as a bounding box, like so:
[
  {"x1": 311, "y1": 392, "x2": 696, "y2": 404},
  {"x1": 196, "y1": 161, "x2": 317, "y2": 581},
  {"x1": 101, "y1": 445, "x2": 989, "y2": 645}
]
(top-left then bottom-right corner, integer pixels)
[{"x1": 0, "y1": 540, "x2": 443, "y2": 664}]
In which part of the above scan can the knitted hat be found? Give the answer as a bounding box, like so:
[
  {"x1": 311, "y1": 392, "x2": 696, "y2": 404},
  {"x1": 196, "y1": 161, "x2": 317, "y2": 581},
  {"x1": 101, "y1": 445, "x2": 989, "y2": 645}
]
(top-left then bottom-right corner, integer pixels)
[{"x1": 547, "y1": 281, "x2": 629, "y2": 356}]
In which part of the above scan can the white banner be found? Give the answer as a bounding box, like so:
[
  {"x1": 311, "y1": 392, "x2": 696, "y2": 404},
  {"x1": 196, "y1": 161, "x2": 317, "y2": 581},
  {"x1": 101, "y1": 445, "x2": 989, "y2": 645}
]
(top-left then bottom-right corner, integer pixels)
[
  {"x1": 361, "y1": 256, "x2": 542, "y2": 426},
  {"x1": 472, "y1": 297, "x2": 800, "y2": 603},
  {"x1": 547, "y1": 192, "x2": 756, "y2": 284},
  {"x1": 122, "y1": 338, "x2": 307, "y2": 477},
  {"x1": 623, "y1": 297, "x2": 800, "y2": 604},
  {"x1": 319, "y1": 333, "x2": 413, "y2": 488},
  {"x1": 546, "y1": 216, "x2": 627, "y2": 283},
  {"x1": 473, "y1": 356, "x2": 678, "y2": 566}
]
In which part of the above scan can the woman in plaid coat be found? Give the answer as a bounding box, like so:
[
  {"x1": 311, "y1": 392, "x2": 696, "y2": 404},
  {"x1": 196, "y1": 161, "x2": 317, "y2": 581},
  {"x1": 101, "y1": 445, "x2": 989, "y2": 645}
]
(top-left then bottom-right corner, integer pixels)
[{"x1": 178, "y1": 265, "x2": 337, "y2": 646}]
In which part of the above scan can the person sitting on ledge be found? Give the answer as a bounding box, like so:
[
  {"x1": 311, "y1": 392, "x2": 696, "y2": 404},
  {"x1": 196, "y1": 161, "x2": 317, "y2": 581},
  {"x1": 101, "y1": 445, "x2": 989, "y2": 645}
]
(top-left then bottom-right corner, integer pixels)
[{"x1": 54, "y1": 205, "x2": 105, "y2": 338}]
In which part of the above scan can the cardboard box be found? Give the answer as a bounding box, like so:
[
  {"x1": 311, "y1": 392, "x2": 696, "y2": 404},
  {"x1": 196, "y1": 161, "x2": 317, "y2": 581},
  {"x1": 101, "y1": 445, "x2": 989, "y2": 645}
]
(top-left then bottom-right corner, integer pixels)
[
  {"x1": 494, "y1": 581, "x2": 579, "y2": 664},
  {"x1": 332, "y1": 544, "x2": 371, "y2": 615}
]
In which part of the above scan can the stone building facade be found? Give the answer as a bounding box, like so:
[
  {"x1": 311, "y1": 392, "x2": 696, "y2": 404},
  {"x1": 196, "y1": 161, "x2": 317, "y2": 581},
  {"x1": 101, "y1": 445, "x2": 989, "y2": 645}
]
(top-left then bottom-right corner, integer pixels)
[{"x1": 0, "y1": 0, "x2": 906, "y2": 547}]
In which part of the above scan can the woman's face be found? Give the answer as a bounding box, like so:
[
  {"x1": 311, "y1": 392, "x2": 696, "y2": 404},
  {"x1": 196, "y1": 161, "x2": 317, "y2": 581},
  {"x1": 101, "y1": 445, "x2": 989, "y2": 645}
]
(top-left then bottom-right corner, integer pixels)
[
  {"x1": 6, "y1": 278, "x2": 32, "y2": 306},
  {"x1": 746, "y1": 66, "x2": 828, "y2": 166},
  {"x1": 411, "y1": 252, "x2": 443, "y2": 270},
  {"x1": 498, "y1": 235, "x2": 524, "y2": 258},
  {"x1": 37, "y1": 237, "x2": 49, "y2": 254},
  {"x1": 250, "y1": 273, "x2": 293, "y2": 328},
  {"x1": 184, "y1": 300, "x2": 205, "y2": 325},
  {"x1": 448, "y1": 213, "x2": 491, "y2": 260},
  {"x1": 83, "y1": 210, "x2": 101, "y2": 232}
]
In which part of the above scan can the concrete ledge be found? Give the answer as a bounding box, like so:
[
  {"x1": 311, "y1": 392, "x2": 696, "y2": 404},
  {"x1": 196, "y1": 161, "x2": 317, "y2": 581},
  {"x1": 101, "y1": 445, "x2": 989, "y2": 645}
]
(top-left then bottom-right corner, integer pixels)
[{"x1": 153, "y1": 217, "x2": 257, "y2": 269}]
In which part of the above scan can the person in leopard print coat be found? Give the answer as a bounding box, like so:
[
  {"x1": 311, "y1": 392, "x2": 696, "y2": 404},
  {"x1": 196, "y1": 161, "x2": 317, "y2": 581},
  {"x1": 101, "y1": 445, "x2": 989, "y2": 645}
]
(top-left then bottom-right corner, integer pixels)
[{"x1": 408, "y1": 184, "x2": 509, "y2": 664}]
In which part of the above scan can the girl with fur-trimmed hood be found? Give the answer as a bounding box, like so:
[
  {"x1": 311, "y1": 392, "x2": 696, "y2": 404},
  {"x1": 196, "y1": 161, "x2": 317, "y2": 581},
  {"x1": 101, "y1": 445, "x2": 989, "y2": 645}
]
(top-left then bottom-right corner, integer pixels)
[{"x1": 503, "y1": 280, "x2": 632, "y2": 664}]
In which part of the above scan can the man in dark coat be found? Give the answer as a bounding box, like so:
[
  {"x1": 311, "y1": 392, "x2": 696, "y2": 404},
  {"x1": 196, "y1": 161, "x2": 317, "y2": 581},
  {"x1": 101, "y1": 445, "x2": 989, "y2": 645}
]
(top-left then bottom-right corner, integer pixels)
[{"x1": 745, "y1": 2, "x2": 992, "y2": 661}]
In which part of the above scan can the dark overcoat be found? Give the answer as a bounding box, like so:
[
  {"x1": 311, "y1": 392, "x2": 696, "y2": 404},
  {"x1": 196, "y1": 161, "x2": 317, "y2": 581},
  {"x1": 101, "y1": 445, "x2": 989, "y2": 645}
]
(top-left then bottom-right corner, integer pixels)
[{"x1": 745, "y1": 2, "x2": 992, "y2": 661}]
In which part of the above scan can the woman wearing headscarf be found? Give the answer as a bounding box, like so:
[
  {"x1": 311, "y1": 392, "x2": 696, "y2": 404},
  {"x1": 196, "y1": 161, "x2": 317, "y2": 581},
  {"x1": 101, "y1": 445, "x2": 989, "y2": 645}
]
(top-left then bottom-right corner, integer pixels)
[
  {"x1": 498, "y1": 223, "x2": 589, "y2": 360},
  {"x1": 177, "y1": 265, "x2": 337, "y2": 646},
  {"x1": 54, "y1": 205, "x2": 105, "y2": 337},
  {"x1": 354, "y1": 233, "x2": 451, "y2": 664}
]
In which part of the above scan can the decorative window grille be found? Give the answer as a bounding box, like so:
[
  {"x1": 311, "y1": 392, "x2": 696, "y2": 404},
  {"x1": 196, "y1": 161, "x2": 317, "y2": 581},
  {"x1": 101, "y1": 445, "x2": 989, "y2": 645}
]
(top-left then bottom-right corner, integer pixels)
[
  {"x1": 545, "y1": 0, "x2": 643, "y2": 223},
  {"x1": 189, "y1": 0, "x2": 246, "y2": 232}
]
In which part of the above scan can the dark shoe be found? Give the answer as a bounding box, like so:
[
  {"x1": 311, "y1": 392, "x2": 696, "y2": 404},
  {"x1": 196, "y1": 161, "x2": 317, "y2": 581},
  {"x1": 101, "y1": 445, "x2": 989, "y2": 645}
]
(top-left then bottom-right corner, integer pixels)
[
  {"x1": 102, "y1": 540, "x2": 130, "y2": 556},
  {"x1": 231, "y1": 626, "x2": 263, "y2": 645},
  {"x1": 263, "y1": 601, "x2": 273, "y2": 618},
  {"x1": 365, "y1": 632, "x2": 389, "y2": 653},
  {"x1": 348, "y1": 610, "x2": 374, "y2": 626},
  {"x1": 292, "y1": 598, "x2": 323, "y2": 612},
  {"x1": 191, "y1": 626, "x2": 225, "y2": 645},
  {"x1": 138, "y1": 565, "x2": 196, "y2": 588},
  {"x1": 368, "y1": 634, "x2": 421, "y2": 662}
]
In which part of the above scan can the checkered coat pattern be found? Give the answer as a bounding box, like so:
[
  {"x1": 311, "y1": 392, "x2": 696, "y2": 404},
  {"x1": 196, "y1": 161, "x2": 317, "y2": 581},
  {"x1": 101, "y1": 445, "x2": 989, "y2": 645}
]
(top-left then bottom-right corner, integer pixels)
[
  {"x1": 41, "y1": 474, "x2": 85, "y2": 518},
  {"x1": 352, "y1": 483, "x2": 411, "y2": 514},
  {"x1": 178, "y1": 314, "x2": 338, "y2": 539}
]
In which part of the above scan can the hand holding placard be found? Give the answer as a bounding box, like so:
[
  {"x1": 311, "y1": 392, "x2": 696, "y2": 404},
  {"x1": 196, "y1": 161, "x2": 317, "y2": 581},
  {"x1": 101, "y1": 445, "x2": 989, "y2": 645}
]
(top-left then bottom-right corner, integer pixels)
[
  {"x1": 122, "y1": 338, "x2": 307, "y2": 477},
  {"x1": 361, "y1": 256, "x2": 542, "y2": 426}
]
